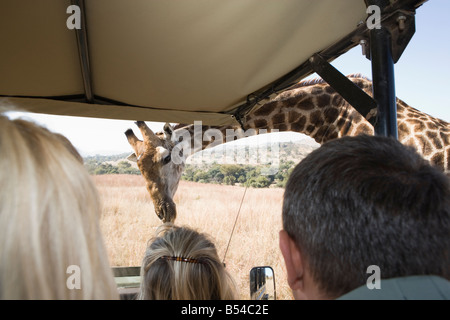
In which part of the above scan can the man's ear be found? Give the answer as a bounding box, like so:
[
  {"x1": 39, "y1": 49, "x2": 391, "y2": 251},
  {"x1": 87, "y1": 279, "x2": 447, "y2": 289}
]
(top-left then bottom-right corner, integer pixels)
[{"x1": 279, "y1": 230, "x2": 307, "y2": 299}]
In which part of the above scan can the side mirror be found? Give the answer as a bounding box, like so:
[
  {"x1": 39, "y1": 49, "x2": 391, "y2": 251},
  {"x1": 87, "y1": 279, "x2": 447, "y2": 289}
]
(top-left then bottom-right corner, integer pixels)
[{"x1": 249, "y1": 266, "x2": 276, "y2": 300}]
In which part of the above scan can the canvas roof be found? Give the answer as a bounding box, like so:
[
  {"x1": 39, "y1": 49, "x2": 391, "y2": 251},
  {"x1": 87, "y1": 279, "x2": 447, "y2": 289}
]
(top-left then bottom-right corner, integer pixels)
[{"x1": 0, "y1": 0, "x2": 425, "y2": 126}]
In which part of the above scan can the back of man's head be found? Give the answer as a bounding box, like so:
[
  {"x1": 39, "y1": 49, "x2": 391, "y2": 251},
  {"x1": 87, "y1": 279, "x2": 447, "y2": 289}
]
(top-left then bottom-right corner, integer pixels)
[{"x1": 282, "y1": 135, "x2": 450, "y2": 298}]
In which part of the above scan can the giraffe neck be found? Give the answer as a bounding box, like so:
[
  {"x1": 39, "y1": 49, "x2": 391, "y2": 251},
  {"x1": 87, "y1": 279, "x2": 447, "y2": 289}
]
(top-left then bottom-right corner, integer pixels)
[
  {"x1": 173, "y1": 123, "x2": 238, "y2": 156},
  {"x1": 243, "y1": 76, "x2": 375, "y2": 144},
  {"x1": 173, "y1": 121, "x2": 285, "y2": 157},
  {"x1": 173, "y1": 76, "x2": 375, "y2": 153},
  {"x1": 173, "y1": 75, "x2": 449, "y2": 173}
]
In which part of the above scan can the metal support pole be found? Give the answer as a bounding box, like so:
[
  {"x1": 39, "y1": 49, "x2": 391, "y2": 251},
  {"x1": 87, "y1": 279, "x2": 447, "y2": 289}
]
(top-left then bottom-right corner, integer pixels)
[
  {"x1": 71, "y1": 0, "x2": 94, "y2": 103},
  {"x1": 368, "y1": 0, "x2": 398, "y2": 138}
]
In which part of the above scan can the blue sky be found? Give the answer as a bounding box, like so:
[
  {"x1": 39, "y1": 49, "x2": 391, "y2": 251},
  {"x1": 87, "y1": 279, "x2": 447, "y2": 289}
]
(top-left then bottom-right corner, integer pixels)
[
  {"x1": 11, "y1": 0, "x2": 450, "y2": 156},
  {"x1": 330, "y1": 0, "x2": 450, "y2": 122}
]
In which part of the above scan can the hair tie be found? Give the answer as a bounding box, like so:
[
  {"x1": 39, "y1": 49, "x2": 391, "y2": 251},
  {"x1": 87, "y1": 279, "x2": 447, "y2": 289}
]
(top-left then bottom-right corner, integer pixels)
[{"x1": 160, "y1": 256, "x2": 205, "y2": 264}]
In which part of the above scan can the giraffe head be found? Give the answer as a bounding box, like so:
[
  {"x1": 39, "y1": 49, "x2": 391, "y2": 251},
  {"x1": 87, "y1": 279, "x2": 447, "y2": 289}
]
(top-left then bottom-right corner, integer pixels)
[{"x1": 124, "y1": 121, "x2": 184, "y2": 223}]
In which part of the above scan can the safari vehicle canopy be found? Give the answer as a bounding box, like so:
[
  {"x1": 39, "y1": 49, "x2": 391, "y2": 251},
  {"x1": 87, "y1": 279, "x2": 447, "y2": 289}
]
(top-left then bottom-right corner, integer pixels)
[{"x1": 1, "y1": 0, "x2": 427, "y2": 138}]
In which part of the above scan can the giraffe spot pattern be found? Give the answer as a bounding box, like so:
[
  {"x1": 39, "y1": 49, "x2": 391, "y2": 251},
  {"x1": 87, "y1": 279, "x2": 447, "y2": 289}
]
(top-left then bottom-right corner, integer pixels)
[
  {"x1": 254, "y1": 101, "x2": 277, "y2": 117},
  {"x1": 431, "y1": 153, "x2": 444, "y2": 171},
  {"x1": 310, "y1": 110, "x2": 324, "y2": 127},
  {"x1": 291, "y1": 116, "x2": 307, "y2": 132},
  {"x1": 323, "y1": 107, "x2": 340, "y2": 124},
  {"x1": 317, "y1": 93, "x2": 331, "y2": 107},
  {"x1": 253, "y1": 119, "x2": 268, "y2": 128},
  {"x1": 426, "y1": 131, "x2": 443, "y2": 149},
  {"x1": 272, "y1": 112, "x2": 286, "y2": 125},
  {"x1": 417, "y1": 135, "x2": 433, "y2": 156},
  {"x1": 288, "y1": 110, "x2": 300, "y2": 123}
]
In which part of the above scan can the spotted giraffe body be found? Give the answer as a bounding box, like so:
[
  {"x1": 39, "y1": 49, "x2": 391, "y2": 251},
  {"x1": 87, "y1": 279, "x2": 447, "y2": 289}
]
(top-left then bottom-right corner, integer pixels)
[
  {"x1": 243, "y1": 75, "x2": 450, "y2": 173},
  {"x1": 396, "y1": 99, "x2": 450, "y2": 173}
]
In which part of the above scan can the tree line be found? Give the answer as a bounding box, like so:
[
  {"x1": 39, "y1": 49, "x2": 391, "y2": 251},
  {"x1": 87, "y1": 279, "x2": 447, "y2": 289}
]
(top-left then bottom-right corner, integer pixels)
[
  {"x1": 83, "y1": 141, "x2": 317, "y2": 188},
  {"x1": 84, "y1": 153, "x2": 141, "y2": 175},
  {"x1": 84, "y1": 157, "x2": 296, "y2": 188},
  {"x1": 181, "y1": 161, "x2": 296, "y2": 188}
]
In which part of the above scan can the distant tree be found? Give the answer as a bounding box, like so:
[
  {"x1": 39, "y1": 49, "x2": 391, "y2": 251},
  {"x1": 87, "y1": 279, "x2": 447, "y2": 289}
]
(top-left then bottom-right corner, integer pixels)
[
  {"x1": 117, "y1": 161, "x2": 141, "y2": 175},
  {"x1": 207, "y1": 164, "x2": 224, "y2": 184},
  {"x1": 181, "y1": 165, "x2": 197, "y2": 182},
  {"x1": 223, "y1": 175, "x2": 236, "y2": 186},
  {"x1": 237, "y1": 175, "x2": 246, "y2": 184},
  {"x1": 248, "y1": 175, "x2": 271, "y2": 188},
  {"x1": 220, "y1": 164, "x2": 243, "y2": 179},
  {"x1": 193, "y1": 170, "x2": 210, "y2": 183},
  {"x1": 93, "y1": 163, "x2": 118, "y2": 175}
]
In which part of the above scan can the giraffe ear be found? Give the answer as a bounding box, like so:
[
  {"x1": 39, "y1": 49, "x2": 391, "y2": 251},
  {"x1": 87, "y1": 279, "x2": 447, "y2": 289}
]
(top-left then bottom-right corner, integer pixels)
[
  {"x1": 163, "y1": 123, "x2": 174, "y2": 141},
  {"x1": 127, "y1": 153, "x2": 138, "y2": 162}
]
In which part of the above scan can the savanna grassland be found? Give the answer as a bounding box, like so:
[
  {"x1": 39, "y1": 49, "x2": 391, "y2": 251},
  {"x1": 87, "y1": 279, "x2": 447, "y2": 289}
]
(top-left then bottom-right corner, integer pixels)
[{"x1": 94, "y1": 174, "x2": 293, "y2": 300}]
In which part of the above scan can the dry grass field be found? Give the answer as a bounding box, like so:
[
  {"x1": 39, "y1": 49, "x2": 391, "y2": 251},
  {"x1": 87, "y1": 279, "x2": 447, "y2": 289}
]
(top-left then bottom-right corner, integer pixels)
[{"x1": 94, "y1": 174, "x2": 293, "y2": 300}]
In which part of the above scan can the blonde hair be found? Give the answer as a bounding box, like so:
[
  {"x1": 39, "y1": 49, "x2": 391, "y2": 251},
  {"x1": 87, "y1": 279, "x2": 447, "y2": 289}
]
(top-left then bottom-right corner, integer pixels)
[
  {"x1": 138, "y1": 223, "x2": 237, "y2": 300},
  {"x1": 0, "y1": 113, "x2": 118, "y2": 299}
]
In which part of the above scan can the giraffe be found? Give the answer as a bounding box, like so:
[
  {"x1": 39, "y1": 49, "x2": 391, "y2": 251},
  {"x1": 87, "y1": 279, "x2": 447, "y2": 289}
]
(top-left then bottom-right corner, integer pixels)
[
  {"x1": 241, "y1": 75, "x2": 449, "y2": 171},
  {"x1": 125, "y1": 121, "x2": 184, "y2": 222},
  {"x1": 125, "y1": 75, "x2": 450, "y2": 222}
]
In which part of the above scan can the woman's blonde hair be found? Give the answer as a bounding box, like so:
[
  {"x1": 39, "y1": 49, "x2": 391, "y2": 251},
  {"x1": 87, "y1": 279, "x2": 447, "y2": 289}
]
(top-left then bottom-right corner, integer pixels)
[
  {"x1": 0, "y1": 112, "x2": 118, "y2": 299},
  {"x1": 138, "y1": 223, "x2": 237, "y2": 300}
]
